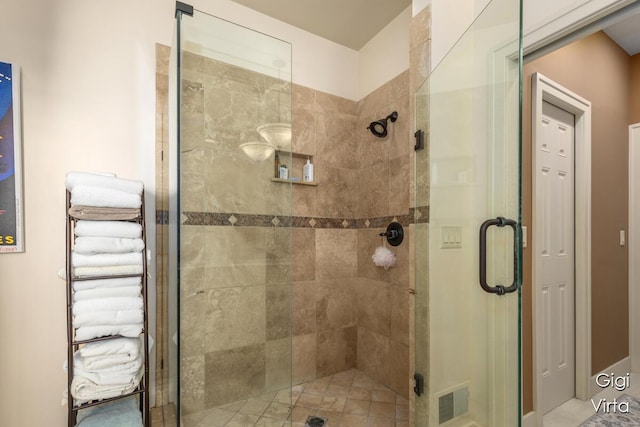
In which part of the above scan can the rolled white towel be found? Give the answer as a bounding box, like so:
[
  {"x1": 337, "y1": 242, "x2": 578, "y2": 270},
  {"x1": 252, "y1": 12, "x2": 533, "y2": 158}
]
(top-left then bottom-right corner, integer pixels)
[
  {"x1": 72, "y1": 277, "x2": 141, "y2": 292},
  {"x1": 74, "y1": 237, "x2": 144, "y2": 255},
  {"x1": 74, "y1": 324, "x2": 143, "y2": 341},
  {"x1": 70, "y1": 186, "x2": 141, "y2": 209},
  {"x1": 75, "y1": 220, "x2": 142, "y2": 239},
  {"x1": 73, "y1": 309, "x2": 143, "y2": 328},
  {"x1": 72, "y1": 252, "x2": 142, "y2": 268},
  {"x1": 74, "y1": 285, "x2": 141, "y2": 302},
  {"x1": 73, "y1": 264, "x2": 144, "y2": 278},
  {"x1": 65, "y1": 172, "x2": 143, "y2": 195},
  {"x1": 73, "y1": 296, "x2": 143, "y2": 315}
]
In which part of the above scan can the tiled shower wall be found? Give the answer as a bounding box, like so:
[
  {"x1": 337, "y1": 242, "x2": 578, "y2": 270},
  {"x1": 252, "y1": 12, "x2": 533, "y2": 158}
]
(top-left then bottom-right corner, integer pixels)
[
  {"x1": 289, "y1": 73, "x2": 413, "y2": 399},
  {"x1": 154, "y1": 3, "x2": 432, "y2": 411}
]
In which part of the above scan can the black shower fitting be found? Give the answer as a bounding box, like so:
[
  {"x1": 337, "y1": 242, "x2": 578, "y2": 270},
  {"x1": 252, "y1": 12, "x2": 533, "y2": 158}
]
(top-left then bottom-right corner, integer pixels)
[
  {"x1": 379, "y1": 222, "x2": 404, "y2": 246},
  {"x1": 367, "y1": 111, "x2": 398, "y2": 138}
]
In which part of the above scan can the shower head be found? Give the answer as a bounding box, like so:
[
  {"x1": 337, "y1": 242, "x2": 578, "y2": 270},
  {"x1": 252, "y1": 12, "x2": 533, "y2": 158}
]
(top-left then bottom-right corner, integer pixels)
[{"x1": 367, "y1": 111, "x2": 398, "y2": 138}]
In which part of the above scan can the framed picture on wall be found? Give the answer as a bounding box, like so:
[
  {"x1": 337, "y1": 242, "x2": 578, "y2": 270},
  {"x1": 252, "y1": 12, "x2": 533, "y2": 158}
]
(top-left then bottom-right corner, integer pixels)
[{"x1": 0, "y1": 61, "x2": 24, "y2": 253}]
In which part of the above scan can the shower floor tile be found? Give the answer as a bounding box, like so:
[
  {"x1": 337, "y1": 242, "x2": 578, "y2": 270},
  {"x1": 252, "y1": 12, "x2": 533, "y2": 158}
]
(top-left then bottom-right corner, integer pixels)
[{"x1": 181, "y1": 368, "x2": 409, "y2": 427}]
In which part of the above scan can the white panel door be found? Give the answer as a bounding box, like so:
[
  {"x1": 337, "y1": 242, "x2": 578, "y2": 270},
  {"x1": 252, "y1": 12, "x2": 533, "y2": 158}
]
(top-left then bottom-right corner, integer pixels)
[{"x1": 538, "y1": 100, "x2": 575, "y2": 414}]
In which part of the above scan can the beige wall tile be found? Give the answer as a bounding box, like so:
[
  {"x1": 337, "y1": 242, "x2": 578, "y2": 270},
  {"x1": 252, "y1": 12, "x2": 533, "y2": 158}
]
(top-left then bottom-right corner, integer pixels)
[
  {"x1": 317, "y1": 326, "x2": 357, "y2": 377},
  {"x1": 292, "y1": 107, "x2": 317, "y2": 156},
  {"x1": 358, "y1": 162, "x2": 389, "y2": 218},
  {"x1": 387, "y1": 340, "x2": 410, "y2": 399},
  {"x1": 205, "y1": 343, "x2": 266, "y2": 408},
  {"x1": 316, "y1": 229, "x2": 358, "y2": 279},
  {"x1": 266, "y1": 284, "x2": 291, "y2": 341},
  {"x1": 315, "y1": 279, "x2": 358, "y2": 331},
  {"x1": 315, "y1": 113, "x2": 357, "y2": 170},
  {"x1": 389, "y1": 288, "x2": 410, "y2": 347},
  {"x1": 356, "y1": 327, "x2": 390, "y2": 387},
  {"x1": 266, "y1": 338, "x2": 292, "y2": 392},
  {"x1": 316, "y1": 165, "x2": 358, "y2": 218},
  {"x1": 180, "y1": 292, "x2": 207, "y2": 356},
  {"x1": 180, "y1": 355, "x2": 205, "y2": 415},
  {"x1": 293, "y1": 281, "x2": 317, "y2": 336},
  {"x1": 293, "y1": 182, "x2": 317, "y2": 217},
  {"x1": 293, "y1": 333, "x2": 317, "y2": 384},
  {"x1": 356, "y1": 279, "x2": 391, "y2": 337},
  {"x1": 205, "y1": 227, "x2": 267, "y2": 268},
  {"x1": 410, "y1": 6, "x2": 431, "y2": 50},
  {"x1": 389, "y1": 154, "x2": 410, "y2": 216},
  {"x1": 292, "y1": 228, "x2": 316, "y2": 282},
  {"x1": 205, "y1": 286, "x2": 266, "y2": 353},
  {"x1": 314, "y1": 91, "x2": 357, "y2": 117}
]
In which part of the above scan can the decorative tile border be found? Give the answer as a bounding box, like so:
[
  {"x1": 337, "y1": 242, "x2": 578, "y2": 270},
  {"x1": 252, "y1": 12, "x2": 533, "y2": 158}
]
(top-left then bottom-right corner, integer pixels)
[{"x1": 157, "y1": 206, "x2": 429, "y2": 228}]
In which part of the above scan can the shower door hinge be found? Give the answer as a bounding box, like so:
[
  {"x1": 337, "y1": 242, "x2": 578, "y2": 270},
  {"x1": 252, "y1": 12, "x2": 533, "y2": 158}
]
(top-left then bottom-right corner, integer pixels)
[
  {"x1": 414, "y1": 129, "x2": 425, "y2": 151},
  {"x1": 175, "y1": 1, "x2": 194, "y2": 17},
  {"x1": 414, "y1": 372, "x2": 424, "y2": 396}
]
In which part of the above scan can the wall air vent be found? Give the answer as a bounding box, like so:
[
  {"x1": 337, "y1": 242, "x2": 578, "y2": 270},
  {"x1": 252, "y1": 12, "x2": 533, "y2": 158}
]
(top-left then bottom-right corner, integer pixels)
[{"x1": 438, "y1": 385, "x2": 469, "y2": 424}]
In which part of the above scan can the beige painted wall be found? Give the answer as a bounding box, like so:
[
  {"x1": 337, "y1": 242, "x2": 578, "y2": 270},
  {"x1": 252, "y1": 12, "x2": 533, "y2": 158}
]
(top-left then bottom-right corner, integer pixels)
[
  {"x1": 0, "y1": 1, "x2": 172, "y2": 424},
  {"x1": 631, "y1": 54, "x2": 640, "y2": 124},
  {"x1": 522, "y1": 31, "x2": 630, "y2": 414}
]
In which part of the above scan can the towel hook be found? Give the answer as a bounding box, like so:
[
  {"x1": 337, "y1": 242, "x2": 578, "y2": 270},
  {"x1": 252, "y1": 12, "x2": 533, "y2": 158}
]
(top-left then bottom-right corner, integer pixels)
[{"x1": 379, "y1": 222, "x2": 403, "y2": 246}]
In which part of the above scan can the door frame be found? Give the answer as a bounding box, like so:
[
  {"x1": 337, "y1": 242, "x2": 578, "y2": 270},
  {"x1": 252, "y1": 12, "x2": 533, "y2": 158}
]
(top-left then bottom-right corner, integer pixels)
[
  {"x1": 630, "y1": 123, "x2": 640, "y2": 372},
  {"x1": 531, "y1": 72, "x2": 592, "y2": 426}
]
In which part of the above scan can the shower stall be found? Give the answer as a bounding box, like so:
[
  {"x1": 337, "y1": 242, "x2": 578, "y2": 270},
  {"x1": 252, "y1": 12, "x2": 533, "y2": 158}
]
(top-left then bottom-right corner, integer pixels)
[{"x1": 167, "y1": 0, "x2": 523, "y2": 425}]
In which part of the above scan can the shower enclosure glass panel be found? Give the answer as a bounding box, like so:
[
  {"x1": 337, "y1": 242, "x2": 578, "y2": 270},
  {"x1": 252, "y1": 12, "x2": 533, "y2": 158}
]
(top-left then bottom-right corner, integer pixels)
[
  {"x1": 414, "y1": 0, "x2": 522, "y2": 425},
  {"x1": 173, "y1": 9, "x2": 293, "y2": 424}
]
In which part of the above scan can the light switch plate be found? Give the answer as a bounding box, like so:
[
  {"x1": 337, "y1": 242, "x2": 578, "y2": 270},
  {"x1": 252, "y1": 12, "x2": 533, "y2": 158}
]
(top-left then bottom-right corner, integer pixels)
[{"x1": 441, "y1": 226, "x2": 462, "y2": 249}]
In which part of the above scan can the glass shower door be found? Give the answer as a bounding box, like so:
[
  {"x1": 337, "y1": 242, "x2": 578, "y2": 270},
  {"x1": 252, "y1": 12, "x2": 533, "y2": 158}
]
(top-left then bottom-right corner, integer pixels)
[
  {"x1": 414, "y1": 0, "x2": 522, "y2": 426},
  {"x1": 172, "y1": 8, "x2": 293, "y2": 425}
]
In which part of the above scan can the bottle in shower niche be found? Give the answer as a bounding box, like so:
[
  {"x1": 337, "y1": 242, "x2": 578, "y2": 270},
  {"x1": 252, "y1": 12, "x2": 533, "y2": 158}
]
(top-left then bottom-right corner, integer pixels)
[
  {"x1": 303, "y1": 157, "x2": 314, "y2": 182},
  {"x1": 278, "y1": 163, "x2": 288, "y2": 180}
]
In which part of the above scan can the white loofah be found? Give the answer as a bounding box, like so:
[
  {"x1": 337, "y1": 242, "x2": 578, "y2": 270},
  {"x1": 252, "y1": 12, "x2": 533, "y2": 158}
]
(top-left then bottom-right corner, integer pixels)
[{"x1": 372, "y1": 245, "x2": 396, "y2": 270}]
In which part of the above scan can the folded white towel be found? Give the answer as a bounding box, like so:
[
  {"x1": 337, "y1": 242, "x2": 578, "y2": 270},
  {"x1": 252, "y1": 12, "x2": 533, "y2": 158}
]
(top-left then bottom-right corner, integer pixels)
[
  {"x1": 73, "y1": 265, "x2": 144, "y2": 278},
  {"x1": 75, "y1": 220, "x2": 142, "y2": 239},
  {"x1": 73, "y1": 296, "x2": 143, "y2": 315},
  {"x1": 72, "y1": 252, "x2": 142, "y2": 268},
  {"x1": 74, "y1": 324, "x2": 143, "y2": 341},
  {"x1": 70, "y1": 368, "x2": 143, "y2": 405},
  {"x1": 73, "y1": 309, "x2": 143, "y2": 328},
  {"x1": 74, "y1": 237, "x2": 145, "y2": 255},
  {"x1": 73, "y1": 277, "x2": 141, "y2": 292},
  {"x1": 66, "y1": 172, "x2": 143, "y2": 195},
  {"x1": 74, "y1": 352, "x2": 142, "y2": 384},
  {"x1": 70, "y1": 186, "x2": 142, "y2": 209},
  {"x1": 74, "y1": 285, "x2": 141, "y2": 302},
  {"x1": 79, "y1": 337, "x2": 142, "y2": 359}
]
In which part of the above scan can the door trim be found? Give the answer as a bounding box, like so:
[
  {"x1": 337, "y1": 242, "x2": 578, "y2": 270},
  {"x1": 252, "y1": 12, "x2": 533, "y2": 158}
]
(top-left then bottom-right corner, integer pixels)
[
  {"x1": 531, "y1": 72, "x2": 592, "y2": 425},
  {"x1": 630, "y1": 123, "x2": 640, "y2": 371}
]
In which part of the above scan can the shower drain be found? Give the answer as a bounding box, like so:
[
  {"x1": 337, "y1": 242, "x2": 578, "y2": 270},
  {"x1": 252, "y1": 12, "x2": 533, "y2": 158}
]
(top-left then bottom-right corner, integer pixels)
[{"x1": 305, "y1": 415, "x2": 327, "y2": 427}]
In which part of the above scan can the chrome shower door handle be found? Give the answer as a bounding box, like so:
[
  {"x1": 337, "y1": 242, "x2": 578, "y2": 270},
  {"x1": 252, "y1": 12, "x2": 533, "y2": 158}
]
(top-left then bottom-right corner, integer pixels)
[{"x1": 479, "y1": 217, "x2": 519, "y2": 295}]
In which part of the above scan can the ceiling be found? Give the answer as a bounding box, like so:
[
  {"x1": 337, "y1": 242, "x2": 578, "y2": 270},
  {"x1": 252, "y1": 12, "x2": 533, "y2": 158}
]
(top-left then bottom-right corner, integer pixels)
[
  {"x1": 604, "y1": 11, "x2": 640, "y2": 56},
  {"x1": 231, "y1": 0, "x2": 411, "y2": 50},
  {"x1": 230, "y1": 0, "x2": 640, "y2": 56}
]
